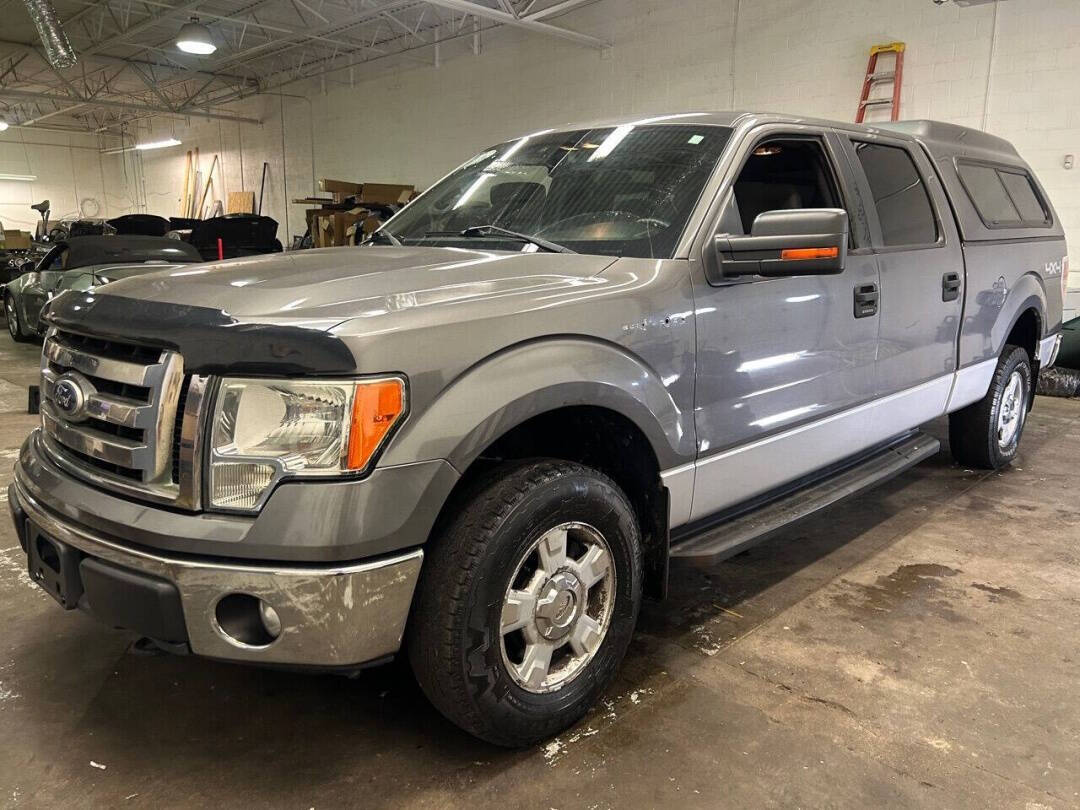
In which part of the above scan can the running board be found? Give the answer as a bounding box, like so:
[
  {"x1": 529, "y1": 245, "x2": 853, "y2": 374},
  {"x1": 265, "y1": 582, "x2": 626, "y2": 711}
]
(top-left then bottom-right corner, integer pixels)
[{"x1": 669, "y1": 430, "x2": 940, "y2": 564}]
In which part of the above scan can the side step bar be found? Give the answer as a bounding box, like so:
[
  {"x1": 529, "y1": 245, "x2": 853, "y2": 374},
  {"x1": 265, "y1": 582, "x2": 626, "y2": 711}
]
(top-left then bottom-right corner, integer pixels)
[{"x1": 669, "y1": 430, "x2": 940, "y2": 565}]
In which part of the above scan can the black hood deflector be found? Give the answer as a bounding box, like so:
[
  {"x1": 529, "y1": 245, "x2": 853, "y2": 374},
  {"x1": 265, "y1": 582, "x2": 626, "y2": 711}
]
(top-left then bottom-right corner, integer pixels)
[{"x1": 43, "y1": 293, "x2": 356, "y2": 376}]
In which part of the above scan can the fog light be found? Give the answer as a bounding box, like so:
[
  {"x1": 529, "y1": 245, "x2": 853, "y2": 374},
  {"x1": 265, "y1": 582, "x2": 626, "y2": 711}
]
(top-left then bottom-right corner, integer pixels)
[
  {"x1": 258, "y1": 601, "x2": 282, "y2": 639},
  {"x1": 214, "y1": 593, "x2": 282, "y2": 647}
]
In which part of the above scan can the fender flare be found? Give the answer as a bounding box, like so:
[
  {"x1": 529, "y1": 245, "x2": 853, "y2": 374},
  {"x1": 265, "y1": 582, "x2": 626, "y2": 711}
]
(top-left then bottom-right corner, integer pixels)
[
  {"x1": 380, "y1": 337, "x2": 693, "y2": 473},
  {"x1": 992, "y1": 274, "x2": 1046, "y2": 359}
]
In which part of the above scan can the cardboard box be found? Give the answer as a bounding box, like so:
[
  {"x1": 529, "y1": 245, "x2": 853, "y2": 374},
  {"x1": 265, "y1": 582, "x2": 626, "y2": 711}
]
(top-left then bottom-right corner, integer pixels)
[
  {"x1": 358, "y1": 183, "x2": 414, "y2": 205},
  {"x1": 317, "y1": 179, "x2": 415, "y2": 206},
  {"x1": 3, "y1": 230, "x2": 31, "y2": 250}
]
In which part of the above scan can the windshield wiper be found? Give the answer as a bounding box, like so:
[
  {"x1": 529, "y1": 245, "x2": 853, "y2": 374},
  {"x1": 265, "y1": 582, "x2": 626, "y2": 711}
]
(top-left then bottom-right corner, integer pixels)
[
  {"x1": 365, "y1": 228, "x2": 402, "y2": 246},
  {"x1": 424, "y1": 225, "x2": 574, "y2": 254},
  {"x1": 463, "y1": 224, "x2": 575, "y2": 253}
]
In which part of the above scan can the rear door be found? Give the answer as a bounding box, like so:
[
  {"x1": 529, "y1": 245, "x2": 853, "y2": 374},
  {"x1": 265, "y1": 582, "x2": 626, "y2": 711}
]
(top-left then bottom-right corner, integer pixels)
[{"x1": 838, "y1": 134, "x2": 964, "y2": 399}]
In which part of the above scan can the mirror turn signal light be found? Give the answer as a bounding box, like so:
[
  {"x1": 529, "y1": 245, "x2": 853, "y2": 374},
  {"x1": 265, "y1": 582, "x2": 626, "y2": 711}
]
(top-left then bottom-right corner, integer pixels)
[
  {"x1": 347, "y1": 379, "x2": 405, "y2": 470},
  {"x1": 781, "y1": 247, "x2": 839, "y2": 261}
]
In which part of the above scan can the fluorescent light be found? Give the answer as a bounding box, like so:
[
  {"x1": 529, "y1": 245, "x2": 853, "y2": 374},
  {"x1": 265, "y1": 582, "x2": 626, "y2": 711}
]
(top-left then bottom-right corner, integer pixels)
[
  {"x1": 135, "y1": 138, "x2": 182, "y2": 151},
  {"x1": 0, "y1": 173, "x2": 36, "y2": 182},
  {"x1": 589, "y1": 124, "x2": 634, "y2": 161},
  {"x1": 0, "y1": 121, "x2": 9, "y2": 132},
  {"x1": 176, "y1": 18, "x2": 216, "y2": 54},
  {"x1": 454, "y1": 173, "x2": 493, "y2": 209}
]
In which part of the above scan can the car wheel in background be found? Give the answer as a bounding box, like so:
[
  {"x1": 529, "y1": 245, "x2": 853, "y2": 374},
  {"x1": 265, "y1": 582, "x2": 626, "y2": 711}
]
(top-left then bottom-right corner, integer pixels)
[{"x1": 5, "y1": 294, "x2": 33, "y2": 343}]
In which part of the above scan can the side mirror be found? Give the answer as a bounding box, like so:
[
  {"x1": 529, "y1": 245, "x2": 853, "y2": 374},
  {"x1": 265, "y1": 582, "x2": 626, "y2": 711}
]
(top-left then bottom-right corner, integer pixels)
[{"x1": 713, "y1": 208, "x2": 848, "y2": 278}]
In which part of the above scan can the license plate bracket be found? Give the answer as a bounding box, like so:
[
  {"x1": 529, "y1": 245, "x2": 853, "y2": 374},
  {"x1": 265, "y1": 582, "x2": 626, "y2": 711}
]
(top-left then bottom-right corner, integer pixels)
[{"x1": 26, "y1": 525, "x2": 83, "y2": 609}]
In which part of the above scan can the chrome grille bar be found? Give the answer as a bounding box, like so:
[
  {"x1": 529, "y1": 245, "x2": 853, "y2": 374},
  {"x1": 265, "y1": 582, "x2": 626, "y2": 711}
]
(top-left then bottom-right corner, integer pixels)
[
  {"x1": 38, "y1": 328, "x2": 201, "y2": 508},
  {"x1": 42, "y1": 367, "x2": 155, "y2": 429},
  {"x1": 41, "y1": 401, "x2": 148, "y2": 468},
  {"x1": 43, "y1": 335, "x2": 159, "y2": 387}
]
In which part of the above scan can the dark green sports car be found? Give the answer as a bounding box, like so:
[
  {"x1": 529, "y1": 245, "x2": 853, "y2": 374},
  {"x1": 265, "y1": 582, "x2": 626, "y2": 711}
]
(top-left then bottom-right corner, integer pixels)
[{"x1": 5, "y1": 235, "x2": 202, "y2": 342}]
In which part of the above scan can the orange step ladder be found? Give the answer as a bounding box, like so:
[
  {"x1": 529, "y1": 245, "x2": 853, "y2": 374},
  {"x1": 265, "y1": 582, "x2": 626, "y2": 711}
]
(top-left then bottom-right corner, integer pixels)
[{"x1": 856, "y1": 41, "x2": 905, "y2": 123}]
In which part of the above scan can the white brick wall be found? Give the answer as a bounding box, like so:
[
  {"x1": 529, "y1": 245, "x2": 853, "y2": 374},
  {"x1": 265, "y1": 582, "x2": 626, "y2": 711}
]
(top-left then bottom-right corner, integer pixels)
[{"x1": 128, "y1": 0, "x2": 1080, "y2": 316}]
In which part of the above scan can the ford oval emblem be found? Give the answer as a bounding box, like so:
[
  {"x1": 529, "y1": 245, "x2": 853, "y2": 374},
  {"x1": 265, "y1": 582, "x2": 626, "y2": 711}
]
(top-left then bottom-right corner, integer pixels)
[{"x1": 52, "y1": 375, "x2": 88, "y2": 421}]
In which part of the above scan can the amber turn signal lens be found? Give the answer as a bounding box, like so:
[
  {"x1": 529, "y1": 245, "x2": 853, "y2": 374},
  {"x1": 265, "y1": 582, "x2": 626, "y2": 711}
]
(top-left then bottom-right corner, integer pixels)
[
  {"x1": 781, "y1": 247, "x2": 839, "y2": 261},
  {"x1": 347, "y1": 379, "x2": 405, "y2": 470}
]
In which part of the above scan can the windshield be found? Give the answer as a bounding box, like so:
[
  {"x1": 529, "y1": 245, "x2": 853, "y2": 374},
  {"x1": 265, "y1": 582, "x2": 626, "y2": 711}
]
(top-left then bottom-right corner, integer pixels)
[{"x1": 383, "y1": 123, "x2": 731, "y2": 258}]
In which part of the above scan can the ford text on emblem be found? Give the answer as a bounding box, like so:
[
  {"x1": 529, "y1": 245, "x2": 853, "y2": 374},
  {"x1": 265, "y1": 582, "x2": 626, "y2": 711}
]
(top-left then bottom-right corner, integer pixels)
[{"x1": 52, "y1": 374, "x2": 89, "y2": 421}]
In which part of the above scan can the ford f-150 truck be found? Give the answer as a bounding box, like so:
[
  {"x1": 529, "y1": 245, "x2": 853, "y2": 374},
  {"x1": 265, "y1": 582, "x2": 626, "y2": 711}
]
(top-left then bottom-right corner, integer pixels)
[{"x1": 8, "y1": 113, "x2": 1066, "y2": 746}]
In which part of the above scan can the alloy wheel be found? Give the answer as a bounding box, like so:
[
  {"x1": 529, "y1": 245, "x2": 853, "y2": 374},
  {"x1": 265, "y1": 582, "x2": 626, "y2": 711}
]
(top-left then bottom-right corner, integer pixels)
[
  {"x1": 997, "y1": 369, "x2": 1026, "y2": 449},
  {"x1": 499, "y1": 521, "x2": 616, "y2": 694}
]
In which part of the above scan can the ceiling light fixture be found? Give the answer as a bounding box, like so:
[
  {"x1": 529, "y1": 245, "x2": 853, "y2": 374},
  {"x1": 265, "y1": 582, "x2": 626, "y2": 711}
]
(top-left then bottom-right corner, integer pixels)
[
  {"x1": 176, "y1": 17, "x2": 216, "y2": 55},
  {"x1": 0, "y1": 121, "x2": 9, "y2": 132},
  {"x1": 136, "y1": 138, "x2": 182, "y2": 151},
  {"x1": 0, "y1": 173, "x2": 37, "y2": 182},
  {"x1": 100, "y1": 138, "x2": 182, "y2": 155}
]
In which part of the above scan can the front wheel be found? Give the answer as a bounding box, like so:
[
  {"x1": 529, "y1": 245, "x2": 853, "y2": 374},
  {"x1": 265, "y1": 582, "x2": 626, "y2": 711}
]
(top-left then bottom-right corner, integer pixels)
[
  {"x1": 407, "y1": 460, "x2": 642, "y2": 747},
  {"x1": 5, "y1": 294, "x2": 32, "y2": 343},
  {"x1": 949, "y1": 344, "x2": 1032, "y2": 469}
]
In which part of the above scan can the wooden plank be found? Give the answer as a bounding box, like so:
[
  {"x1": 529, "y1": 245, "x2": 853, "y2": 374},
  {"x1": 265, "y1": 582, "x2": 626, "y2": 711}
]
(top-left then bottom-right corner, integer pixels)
[
  {"x1": 227, "y1": 191, "x2": 255, "y2": 214},
  {"x1": 179, "y1": 150, "x2": 192, "y2": 218},
  {"x1": 196, "y1": 154, "x2": 219, "y2": 219}
]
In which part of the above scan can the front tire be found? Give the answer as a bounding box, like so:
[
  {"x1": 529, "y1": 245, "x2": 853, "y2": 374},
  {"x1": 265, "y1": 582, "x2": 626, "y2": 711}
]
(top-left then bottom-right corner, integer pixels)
[
  {"x1": 4, "y1": 294, "x2": 32, "y2": 343},
  {"x1": 949, "y1": 344, "x2": 1032, "y2": 469},
  {"x1": 407, "y1": 460, "x2": 642, "y2": 747}
]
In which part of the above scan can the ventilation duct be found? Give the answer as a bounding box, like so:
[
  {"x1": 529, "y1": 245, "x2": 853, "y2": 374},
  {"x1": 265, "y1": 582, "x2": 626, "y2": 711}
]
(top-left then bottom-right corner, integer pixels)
[{"x1": 23, "y1": 0, "x2": 76, "y2": 69}]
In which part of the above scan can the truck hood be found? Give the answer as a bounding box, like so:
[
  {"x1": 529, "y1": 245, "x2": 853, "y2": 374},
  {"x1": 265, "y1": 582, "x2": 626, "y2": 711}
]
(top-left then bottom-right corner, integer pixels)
[{"x1": 97, "y1": 246, "x2": 617, "y2": 329}]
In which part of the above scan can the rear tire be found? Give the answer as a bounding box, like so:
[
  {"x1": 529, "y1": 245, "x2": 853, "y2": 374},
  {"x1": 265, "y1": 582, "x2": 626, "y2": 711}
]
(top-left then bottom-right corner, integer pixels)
[
  {"x1": 407, "y1": 459, "x2": 642, "y2": 747},
  {"x1": 5, "y1": 294, "x2": 32, "y2": 343},
  {"x1": 949, "y1": 344, "x2": 1032, "y2": 469}
]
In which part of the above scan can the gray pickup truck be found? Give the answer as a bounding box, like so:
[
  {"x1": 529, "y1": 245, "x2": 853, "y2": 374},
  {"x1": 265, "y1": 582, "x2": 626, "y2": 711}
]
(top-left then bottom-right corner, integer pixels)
[{"x1": 8, "y1": 112, "x2": 1066, "y2": 746}]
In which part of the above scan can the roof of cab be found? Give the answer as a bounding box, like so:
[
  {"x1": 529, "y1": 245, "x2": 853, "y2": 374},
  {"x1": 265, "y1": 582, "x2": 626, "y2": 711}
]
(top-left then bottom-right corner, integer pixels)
[{"x1": 510, "y1": 111, "x2": 1017, "y2": 160}]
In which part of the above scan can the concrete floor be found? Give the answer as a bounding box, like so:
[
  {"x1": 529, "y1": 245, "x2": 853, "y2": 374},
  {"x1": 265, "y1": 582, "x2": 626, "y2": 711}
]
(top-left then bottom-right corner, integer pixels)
[{"x1": 1, "y1": 331, "x2": 1078, "y2": 810}]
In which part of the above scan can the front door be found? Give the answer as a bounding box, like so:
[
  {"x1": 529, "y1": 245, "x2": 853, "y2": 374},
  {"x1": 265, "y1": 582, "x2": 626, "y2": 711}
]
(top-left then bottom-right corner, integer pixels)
[{"x1": 688, "y1": 126, "x2": 881, "y2": 523}]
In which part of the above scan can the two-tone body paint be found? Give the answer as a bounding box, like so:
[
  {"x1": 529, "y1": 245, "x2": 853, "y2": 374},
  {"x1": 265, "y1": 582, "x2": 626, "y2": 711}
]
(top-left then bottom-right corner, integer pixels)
[{"x1": 23, "y1": 111, "x2": 1066, "y2": 561}]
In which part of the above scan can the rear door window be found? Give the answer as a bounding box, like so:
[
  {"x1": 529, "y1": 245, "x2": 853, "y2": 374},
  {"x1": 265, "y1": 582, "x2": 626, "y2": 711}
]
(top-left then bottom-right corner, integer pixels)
[
  {"x1": 957, "y1": 161, "x2": 1049, "y2": 227},
  {"x1": 853, "y1": 142, "x2": 938, "y2": 246}
]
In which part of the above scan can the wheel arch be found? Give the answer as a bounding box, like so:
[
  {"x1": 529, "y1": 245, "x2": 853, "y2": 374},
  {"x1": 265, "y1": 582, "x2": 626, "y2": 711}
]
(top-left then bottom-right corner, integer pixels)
[
  {"x1": 992, "y1": 274, "x2": 1047, "y2": 362},
  {"x1": 386, "y1": 337, "x2": 691, "y2": 600}
]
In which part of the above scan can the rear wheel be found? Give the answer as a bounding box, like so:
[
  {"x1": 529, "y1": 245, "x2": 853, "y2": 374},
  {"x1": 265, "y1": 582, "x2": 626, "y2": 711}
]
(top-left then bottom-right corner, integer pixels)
[
  {"x1": 407, "y1": 459, "x2": 642, "y2": 747},
  {"x1": 949, "y1": 344, "x2": 1032, "y2": 469},
  {"x1": 5, "y1": 294, "x2": 32, "y2": 343}
]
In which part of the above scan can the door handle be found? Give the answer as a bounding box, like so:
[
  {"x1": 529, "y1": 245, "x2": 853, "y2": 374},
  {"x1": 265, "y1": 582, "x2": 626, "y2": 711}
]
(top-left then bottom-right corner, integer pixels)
[
  {"x1": 942, "y1": 271, "x2": 961, "y2": 302},
  {"x1": 854, "y1": 283, "x2": 879, "y2": 318}
]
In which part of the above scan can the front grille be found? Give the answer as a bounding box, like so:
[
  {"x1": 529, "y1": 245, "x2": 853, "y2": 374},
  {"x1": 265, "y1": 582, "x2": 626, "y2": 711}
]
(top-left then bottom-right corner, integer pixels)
[{"x1": 39, "y1": 328, "x2": 191, "y2": 505}]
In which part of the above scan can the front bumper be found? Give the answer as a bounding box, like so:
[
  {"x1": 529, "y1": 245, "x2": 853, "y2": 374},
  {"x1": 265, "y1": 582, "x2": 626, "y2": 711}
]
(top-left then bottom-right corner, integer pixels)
[
  {"x1": 10, "y1": 473, "x2": 424, "y2": 669},
  {"x1": 16, "y1": 428, "x2": 457, "y2": 562}
]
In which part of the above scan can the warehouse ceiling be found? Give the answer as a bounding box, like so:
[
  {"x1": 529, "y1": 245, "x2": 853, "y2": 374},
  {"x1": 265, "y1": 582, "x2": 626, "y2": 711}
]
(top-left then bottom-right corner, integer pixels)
[{"x1": 0, "y1": 0, "x2": 605, "y2": 134}]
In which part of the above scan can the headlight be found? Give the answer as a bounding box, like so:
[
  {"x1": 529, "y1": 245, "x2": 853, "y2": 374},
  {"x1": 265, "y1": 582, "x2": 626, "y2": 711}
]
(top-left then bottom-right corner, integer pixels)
[{"x1": 208, "y1": 376, "x2": 406, "y2": 511}]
